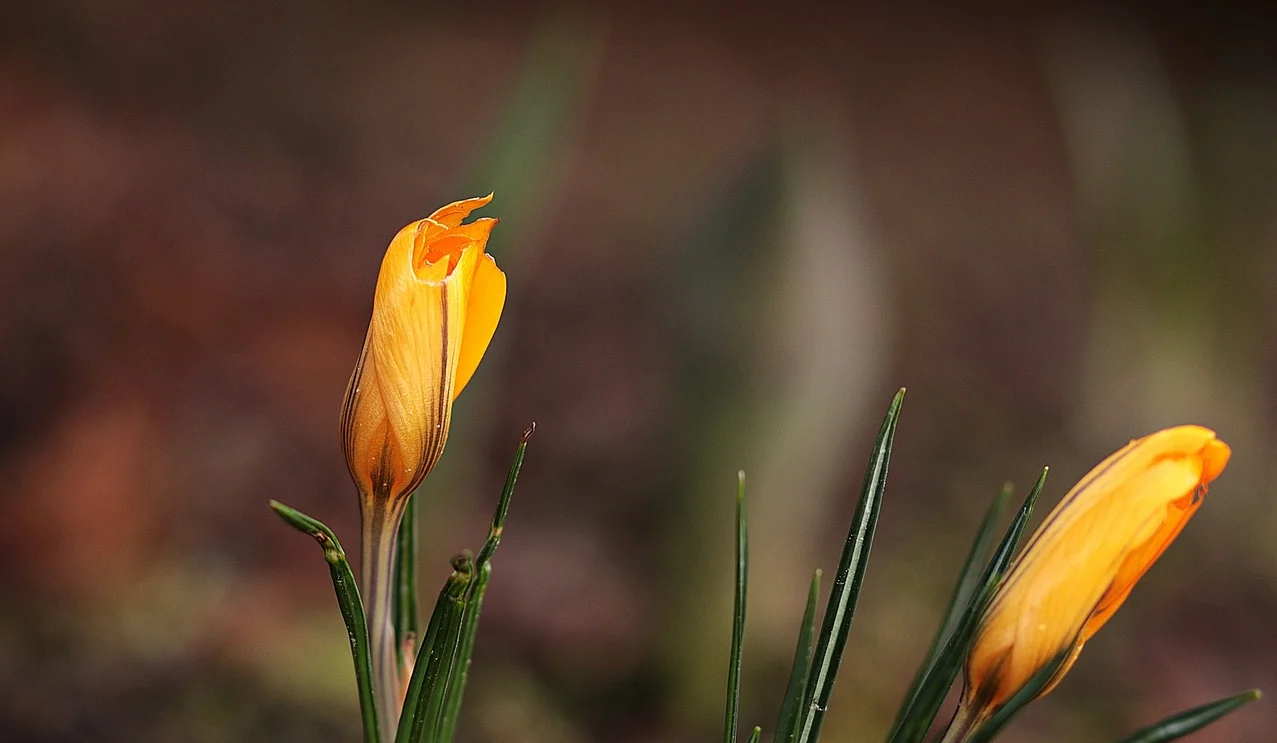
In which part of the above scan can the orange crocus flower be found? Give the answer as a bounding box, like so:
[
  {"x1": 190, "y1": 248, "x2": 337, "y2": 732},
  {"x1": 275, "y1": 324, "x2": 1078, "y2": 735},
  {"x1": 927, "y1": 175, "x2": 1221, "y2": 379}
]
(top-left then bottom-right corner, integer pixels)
[
  {"x1": 952, "y1": 425, "x2": 1230, "y2": 737},
  {"x1": 339, "y1": 195, "x2": 505, "y2": 734}
]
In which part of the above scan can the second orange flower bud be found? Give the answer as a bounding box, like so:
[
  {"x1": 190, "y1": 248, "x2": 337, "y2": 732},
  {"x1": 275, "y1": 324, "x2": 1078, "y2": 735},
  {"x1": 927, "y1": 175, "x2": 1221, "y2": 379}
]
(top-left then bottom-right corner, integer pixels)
[{"x1": 948, "y1": 425, "x2": 1230, "y2": 741}]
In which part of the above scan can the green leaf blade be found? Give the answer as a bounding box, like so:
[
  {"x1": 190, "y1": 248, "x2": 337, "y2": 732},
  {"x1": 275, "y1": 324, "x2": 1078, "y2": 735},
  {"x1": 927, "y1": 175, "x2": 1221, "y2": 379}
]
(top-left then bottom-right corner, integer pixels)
[
  {"x1": 270, "y1": 501, "x2": 381, "y2": 743},
  {"x1": 774, "y1": 569, "x2": 822, "y2": 743},
  {"x1": 396, "y1": 554, "x2": 474, "y2": 743},
  {"x1": 885, "y1": 486, "x2": 1011, "y2": 742},
  {"x1": 394, "y1": 494, "x2": 421, "y2": 675},
  {"x1": 795, "y1": 388, "x2": 906, "y2": 743},
  {"x1": 438, "y1": 426, "x2": 533, "y2": 742},
  {"x1": 1113, "y1": 689, "x2": 1261, "y2": 743},
  {"x1": 476, "y1": 423, "x2": 534, "y2": 569},
  {"x1": 724, "y1": 471, "x2": 749, "y2": 743},
  {"x1": 886, "y1": 468, "x2": 1047, "y2": 743}
]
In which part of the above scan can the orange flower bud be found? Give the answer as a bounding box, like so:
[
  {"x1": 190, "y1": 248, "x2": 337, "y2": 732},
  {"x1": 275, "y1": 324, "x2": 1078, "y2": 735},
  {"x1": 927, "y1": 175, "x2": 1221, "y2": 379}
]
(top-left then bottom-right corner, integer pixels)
[
  {"x1": 340, "y1": 195, "x2": 505, "y2": 732},
  {"x1": 957, "y1": 425, "x2": 1230, "y2": 727},
  {"x1": 341, "y1": 194, "x2": 506, "y2": 504}
]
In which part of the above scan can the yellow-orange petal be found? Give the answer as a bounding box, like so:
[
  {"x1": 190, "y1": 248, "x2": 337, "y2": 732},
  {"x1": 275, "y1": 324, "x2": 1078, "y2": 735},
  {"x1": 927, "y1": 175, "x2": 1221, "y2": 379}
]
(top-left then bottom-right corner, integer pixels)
[
  {"x1": 454, "y1": 252, "x2": 506, "y2": 399},
  {"x1": 427, "y1": 193, "x2": 494, "y2": 229},
  {"x1": 449, "y1": 217, "x2": 497, "y2": 244},
  {"x1": 961, "y1": 425, "x2": 1229, "y2": 716}
]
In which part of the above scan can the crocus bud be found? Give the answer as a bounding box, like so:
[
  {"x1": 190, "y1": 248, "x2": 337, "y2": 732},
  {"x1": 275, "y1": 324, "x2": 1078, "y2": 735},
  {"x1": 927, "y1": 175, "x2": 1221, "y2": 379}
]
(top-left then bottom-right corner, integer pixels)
[
  {"x1": 341, "y1": 194, "x2": 505, "y2": 503},
  {"x1": 953, "y1": 425, "x2": 1230, "y2": 737},
  {"x1": 340, "y1": 195, "x2": 505, "y2": 733}
]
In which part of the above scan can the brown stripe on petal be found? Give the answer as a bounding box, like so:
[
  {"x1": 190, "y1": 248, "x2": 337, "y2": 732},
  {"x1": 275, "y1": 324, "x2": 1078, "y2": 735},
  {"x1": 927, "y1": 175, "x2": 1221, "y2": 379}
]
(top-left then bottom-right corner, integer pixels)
[
  {"x1": 967, "y1": 653, "x2": 1009, "y2": 714},
  {"x1": 433, "y1": 287, "x2": 452, "y2": 457},
  {"x1": 369, "y1": 431, "x2": 396, "y2": 504},
  {"x1": 340, "y1": 335, "x2": 372, "y2": 461}
]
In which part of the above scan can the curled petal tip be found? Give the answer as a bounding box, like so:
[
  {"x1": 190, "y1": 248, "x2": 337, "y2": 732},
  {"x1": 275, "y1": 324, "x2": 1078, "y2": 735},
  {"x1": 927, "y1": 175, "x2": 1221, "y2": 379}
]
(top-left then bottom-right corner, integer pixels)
[{"x1": 1201, "y1": 438, "x2": 1231, "y2": 483}]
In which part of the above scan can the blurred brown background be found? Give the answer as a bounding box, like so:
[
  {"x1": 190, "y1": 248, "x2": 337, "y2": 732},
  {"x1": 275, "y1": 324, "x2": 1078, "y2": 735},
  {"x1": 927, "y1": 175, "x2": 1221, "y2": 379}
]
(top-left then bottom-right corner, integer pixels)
[{"x1": 2, "y1": 2, "x2": 1275, "y2": 742}]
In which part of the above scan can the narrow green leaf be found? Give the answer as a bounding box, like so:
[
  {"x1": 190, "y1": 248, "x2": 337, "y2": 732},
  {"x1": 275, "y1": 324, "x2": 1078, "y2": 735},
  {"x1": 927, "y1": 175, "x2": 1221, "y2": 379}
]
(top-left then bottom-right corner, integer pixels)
[
  {"x1": 748, "y1": 726, "x2": 763, "y2": 743},
  {"x1": 423, "y1": 568, "x2": 474, "y2": 743},
  {"x1": 438, "y1": 563, "x2": 493, "y2": 743},
  {"x1": 396, "y1": 554, "x2": 474, "y2": 743},
  {"x1": 438, "y1": 425, "x2": 533, "y2": 742},
  {"x1": 885, "y1": 486, "x2": 1011, "y2": 742},
  {"x1": 794, "y1": 388, "x2": 906, "y2": 743},
  {"x1": 988, "y1": 468, "x2": 1048, "y2": 578},
  {"x1": 270, "y1": 501, "x2": 380, "y2": 743},
  {"x1": 774, "y1": 569, "x2": 822, "y2": 743},
  {"x1": 1113, "y1": 689, "x2": 1261, "y2": 743},
  {"x1": 886, "y1": 468, "x2": 1047, "y2": 743},
  {"x1": 959, "y1": 648, "x2": 1070, "y2": 743},
  {"x1": 476, "y1": 423, "x2": 534, "y2": 570},
  {"x1": 394, "y1": 494, "x2": 420, "y2": 674},
  {"x1": 724, "y1": 471, "x2": 749, "y2": 743}
]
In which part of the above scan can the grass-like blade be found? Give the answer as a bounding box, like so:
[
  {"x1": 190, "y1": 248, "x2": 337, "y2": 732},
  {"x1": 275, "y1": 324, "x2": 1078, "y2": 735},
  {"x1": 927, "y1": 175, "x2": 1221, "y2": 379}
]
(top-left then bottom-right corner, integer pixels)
[
  {"x1": 438, "y1": 424, "x2": 534, "y2": 742},
  {"x1": 723, "y1": 471, "x2": 749, "y2": 743},
  {"x1": 982, "y1": 468, "x2": 1047, "y2": 582},
  {"x1": 794, "y1": 388, "x2": 906, "y2": 743},
  {"x1": 957, "y1": 648, "x2": 1070, "y2": 743},
  {"x1": 394, "y1": 494, "x2": 420, "y2": 676},
  {"x1": 420, "y1": 558, "x2": 475, "y2": 743},
  {"x1": 886, "y1": 468, "x2": 1047, "y2": 743},
  {"x1": 884, "y1": 485, "x2": 1011, "y2": 742},
  {"x1": 773, "y1": 569, "x2": 822, "y2": 743},
  {"x1": 475, "y1": 423, "x2": 534, "y2": 569},
  {"x1": 270, "y1": 501, "x2": 380, "y2": 743},
  {"x1": 1113, "y1": 689, "x2": 1261, "y2": 743},
  {"x1": 396, "y1": 555, "x2": 474, "y2": 743},
  {"x1": 438, "y1": 563, "x2": 492, "y2": 743}
]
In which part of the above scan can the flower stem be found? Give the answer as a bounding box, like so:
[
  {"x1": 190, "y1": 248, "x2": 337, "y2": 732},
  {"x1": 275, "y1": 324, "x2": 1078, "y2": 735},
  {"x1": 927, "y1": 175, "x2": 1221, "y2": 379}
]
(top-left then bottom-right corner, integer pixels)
[
  {"x1": 362, "y1": 497, "x2": 408, "y2": 741},
  {"x1": 937, "y1": 703, "x2": 977, "y2": 743}
]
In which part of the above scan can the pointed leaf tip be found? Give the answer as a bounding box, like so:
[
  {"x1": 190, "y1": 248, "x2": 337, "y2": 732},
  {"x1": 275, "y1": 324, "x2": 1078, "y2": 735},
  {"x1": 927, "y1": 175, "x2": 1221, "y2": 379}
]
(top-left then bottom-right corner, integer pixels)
[
  {"x1": 1113, "y1": 688, "x2": 1262, "y2": 743},
  {"x1": 795, "y1": 390, "x2": 901, "y2": 743}
]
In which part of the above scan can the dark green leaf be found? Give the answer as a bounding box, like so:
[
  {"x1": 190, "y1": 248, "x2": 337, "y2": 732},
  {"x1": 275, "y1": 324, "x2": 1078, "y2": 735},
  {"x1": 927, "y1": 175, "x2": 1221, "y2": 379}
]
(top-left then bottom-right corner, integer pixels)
[
  {"x1": 270, "y1": 501, "x2": 380, "y2": 743},
  {"x1": 886, "y1": 468, "x2": 1047, "y2": 743},
  {"x1": 773, "y1": 569, "x2": 822, "y2": 743},
  {"x1": 476, "y1": 423, "x2": 534, "y2": 570},
  {"x1": 438, "y1": 425, "x2": 533, "y2": 741},
  {"x1": 885, "y1": 486, "x2": 1010, "y2": 742},
  {"x1": 724, "y1": 471, "x2": 749, "y2": 743},
  {"x1": 396, "y1": 554, "x2": 474, "y2": 743},
  {"x1": 394, "y1": 494, "x2": 420, "y2": 673},
  {"x1": 794, "y1": 388, "x2": 905, "y2": 743},
  {"x1": 438, "y1": 563, "x2": 492, "y2": 743},
  {"x1": 1113, "y1": 689, "x2": 1261, "y2": 743},
  {"x1": 988, "y1": 468, "x2": 1048, "y2": 578}
]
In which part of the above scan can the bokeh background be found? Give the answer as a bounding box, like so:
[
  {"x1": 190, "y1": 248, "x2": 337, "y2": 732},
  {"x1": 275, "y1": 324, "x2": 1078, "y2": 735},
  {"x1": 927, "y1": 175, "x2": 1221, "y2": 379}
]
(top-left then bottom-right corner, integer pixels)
[{"x1": 2, "y1": 2, "x2": 1275, "y2": 742}]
